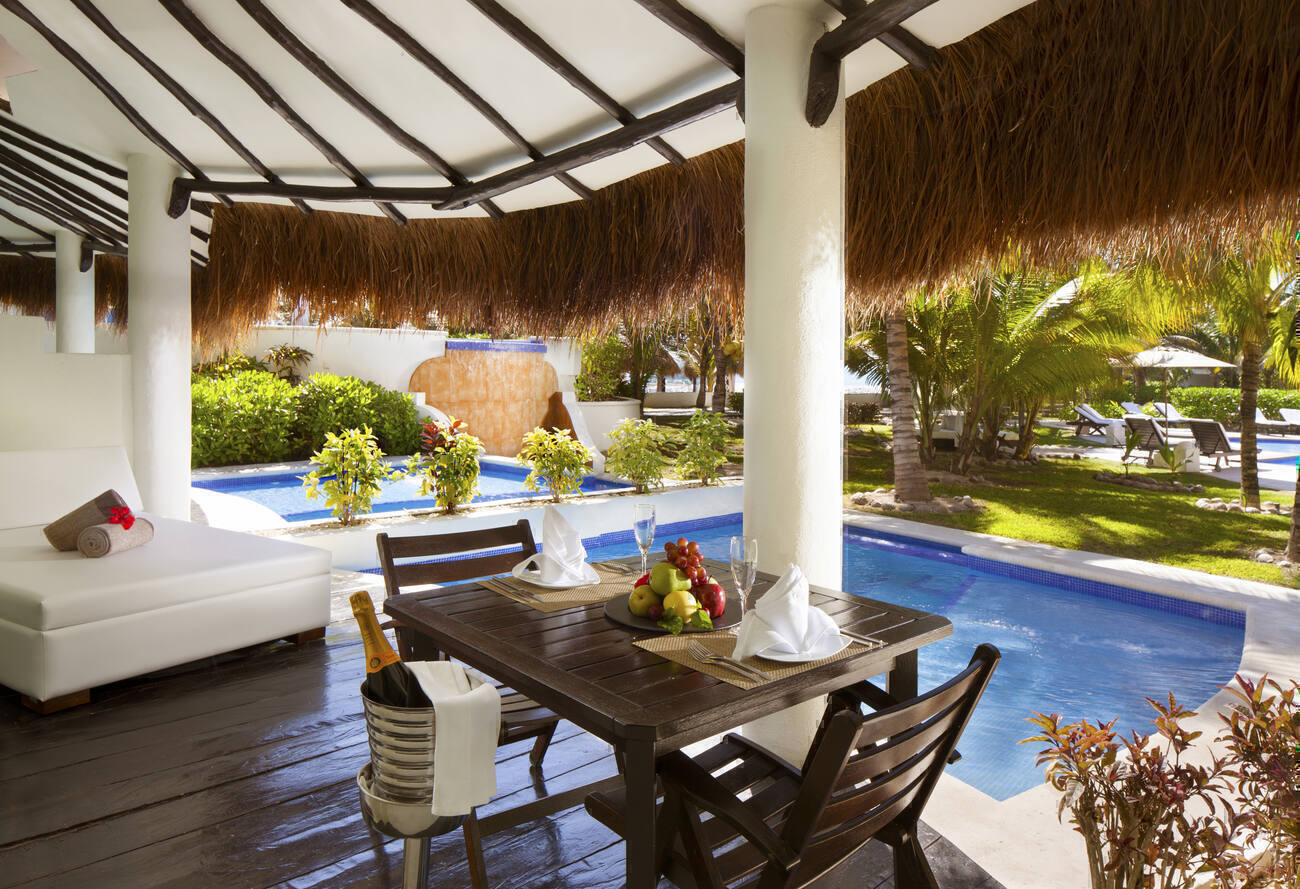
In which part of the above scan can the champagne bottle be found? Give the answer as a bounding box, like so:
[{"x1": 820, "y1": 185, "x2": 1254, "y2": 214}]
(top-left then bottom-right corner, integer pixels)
[{"x1": 350, "y1": 591, "x2": 431, "y2": 708}]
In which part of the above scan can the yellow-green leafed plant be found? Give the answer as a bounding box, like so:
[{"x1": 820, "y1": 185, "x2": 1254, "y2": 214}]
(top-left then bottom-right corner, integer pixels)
[
  {"x1": 605, "y1": 418, "x2": 669, "y2": 494},
  {"x1": 676, "y1": 409, "x2": 730, "y2": 486},
  {"x1": 301, "y1": 426, "x2": 399, "y2": 525},
  {"x1": 407, "y1": 418, "x2": 483, "y2": 514},
  {"x1": 517, "y1": 427, "x2": 592, "y2": 502}
]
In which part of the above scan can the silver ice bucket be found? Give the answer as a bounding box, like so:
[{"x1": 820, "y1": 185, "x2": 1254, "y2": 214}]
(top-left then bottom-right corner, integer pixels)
[{"x1": 361, "y1": 690, "x2": 440, "y2": 803}]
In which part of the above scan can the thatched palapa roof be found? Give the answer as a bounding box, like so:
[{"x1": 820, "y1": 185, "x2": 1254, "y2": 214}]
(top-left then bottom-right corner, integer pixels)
[{"x1": 5, "y1": 0, "x2": 1299, "y2": 343}]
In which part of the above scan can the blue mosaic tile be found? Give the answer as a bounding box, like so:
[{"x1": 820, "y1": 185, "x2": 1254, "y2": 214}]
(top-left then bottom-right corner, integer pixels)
[{"x1": 445, "y1": 338, "x2": 546, "y2": 353}]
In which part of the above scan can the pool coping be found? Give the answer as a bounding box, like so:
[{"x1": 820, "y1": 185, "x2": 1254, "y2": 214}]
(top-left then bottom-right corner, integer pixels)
[{"x1": 841, "y1": 509, "x2": 1300, "y2": 889}]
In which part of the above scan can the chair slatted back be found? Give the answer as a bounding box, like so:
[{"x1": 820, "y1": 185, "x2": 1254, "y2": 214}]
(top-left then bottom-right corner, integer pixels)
[
  {"x1": 376, "y1": 519, "x2": 538, "y2": 599},
  {"x1": 1124, "y1": 415, "x2": 1166, "y2": 452},
  {"x1": 778, "y1": 645, "x2": 1000, "y2": 866},
  {"x1": 1187, "y1": 419, "x2": 1231, "y2": 456},
  {"x1": 1075, "y1": 404, "x2": 1104, "y2": 424}
]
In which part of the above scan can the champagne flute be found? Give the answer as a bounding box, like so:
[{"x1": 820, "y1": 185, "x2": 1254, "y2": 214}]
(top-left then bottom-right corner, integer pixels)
[
  {"x1": 633, "y1": 503, "x2": 656, "y2": 576},
  {"x1": 730, "y1": 536, "x2": 758, "y2": 616}
]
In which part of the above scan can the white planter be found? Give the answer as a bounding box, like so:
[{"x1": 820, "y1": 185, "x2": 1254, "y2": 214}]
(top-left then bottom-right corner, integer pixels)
[
  {"x1": 643, "y1": 391, "x2": 703, "y2": 409},
  {"x1": 576, "y1": 398, "x2": 642, "y2": 452}
]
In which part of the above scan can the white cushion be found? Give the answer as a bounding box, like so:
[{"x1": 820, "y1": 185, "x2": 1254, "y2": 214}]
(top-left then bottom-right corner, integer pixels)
[
  {"x1": 0, "y1": 445, "x2": 143, "y2": 530},
  {"x1": 0, "y1": 519, "x2": 331, "y2": 631}
]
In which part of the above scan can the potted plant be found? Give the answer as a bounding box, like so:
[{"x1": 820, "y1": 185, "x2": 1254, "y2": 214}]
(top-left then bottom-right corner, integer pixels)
[
  {"x1": 300, "y1": 426, "x2": 399, "y2": 525},
  {"x1": 605, "y1": 418, "x2": 669, "y2": 494},
  {"x1": 517, "y1": 427, "x2": 593, "y2": 502},
  {"x1": 407, "y1": 417, "x2": 483, "y2": 514},
  {"x1": 573, "y1": 334, "x2": 642, "y2": 452}
]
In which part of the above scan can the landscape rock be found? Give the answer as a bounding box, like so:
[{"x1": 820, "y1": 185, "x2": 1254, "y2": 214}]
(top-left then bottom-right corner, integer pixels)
[
  {"x1": 1257, "y1": 549, "x2": 1275, "y2": 563},
  {"x1": 848, "y1": 489, "x2": 984, "y2": 516},
  {"x1": 1245, "y1": 506, "x2": 1261, "y2": 514}
]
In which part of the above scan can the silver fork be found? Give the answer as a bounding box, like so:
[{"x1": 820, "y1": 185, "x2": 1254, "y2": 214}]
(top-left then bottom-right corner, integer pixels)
[{"x1": 684, "y1": 640, "x2": 772, "y2": 682}]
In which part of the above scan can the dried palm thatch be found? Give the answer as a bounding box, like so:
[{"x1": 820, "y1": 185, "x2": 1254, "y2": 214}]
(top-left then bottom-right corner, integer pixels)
[{"x1": 2, "y1": 0, "x2": 1297, "y2": 340}]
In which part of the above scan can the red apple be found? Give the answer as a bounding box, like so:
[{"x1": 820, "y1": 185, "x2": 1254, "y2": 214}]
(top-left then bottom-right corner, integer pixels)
[
  {"x1": 697, "y1": 584, "x2": 726, "y2": 618},
  {"x1": 634, "y1": 573, "x2": 650, "y2": 587}
]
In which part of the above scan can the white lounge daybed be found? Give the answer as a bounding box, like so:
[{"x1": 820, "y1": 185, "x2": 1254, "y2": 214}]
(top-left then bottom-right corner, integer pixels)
[{"x1": 0, "y1": 446, "x2": 331, "y2": 713}]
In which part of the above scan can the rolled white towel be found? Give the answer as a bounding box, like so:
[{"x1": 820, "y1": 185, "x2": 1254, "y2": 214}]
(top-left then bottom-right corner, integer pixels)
[{"x1": 77, "y1": 518, "x2": 155, "y2": 558}]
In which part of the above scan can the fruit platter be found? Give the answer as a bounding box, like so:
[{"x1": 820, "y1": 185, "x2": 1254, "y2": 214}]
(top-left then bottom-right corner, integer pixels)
[{"x1": 604, "y1": 537, "x2": 741, "y2": 634}]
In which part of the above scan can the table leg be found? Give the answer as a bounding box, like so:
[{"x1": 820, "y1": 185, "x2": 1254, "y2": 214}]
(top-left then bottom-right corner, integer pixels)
[
  {"x1": 888, "y1": 649, "x2": 918, "y2": 701},
  {"x1": 623, "y1": 737, "x2": 658, "y2": 889}
]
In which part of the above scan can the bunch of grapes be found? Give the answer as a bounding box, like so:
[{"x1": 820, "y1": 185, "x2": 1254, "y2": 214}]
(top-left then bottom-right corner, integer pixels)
[{"x1": 664, "y1": 537, "x2": 707, "y2": 584}]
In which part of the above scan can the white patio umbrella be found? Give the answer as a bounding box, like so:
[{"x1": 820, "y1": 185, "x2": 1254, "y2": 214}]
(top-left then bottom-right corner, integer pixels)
[{"x1": 1129, "y1": 346, "x2": 1235, "y2": 412}]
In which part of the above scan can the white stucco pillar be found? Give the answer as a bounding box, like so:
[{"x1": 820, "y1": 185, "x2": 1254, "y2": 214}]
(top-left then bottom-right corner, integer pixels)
[
  {"x1": 54, "y1": 229, "x2": 95, "y2": 353},
  {"x1": 128, "y1": 153, "x2": 191, "y2": 519},
  {"x1": 741, "y1": 4, "x2": 846, "y2": 764}
]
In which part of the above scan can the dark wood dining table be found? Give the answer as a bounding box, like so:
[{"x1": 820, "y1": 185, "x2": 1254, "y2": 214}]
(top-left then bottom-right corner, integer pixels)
[{"x1": 383, "y1": 555, "x2": 952, "y2": 889}]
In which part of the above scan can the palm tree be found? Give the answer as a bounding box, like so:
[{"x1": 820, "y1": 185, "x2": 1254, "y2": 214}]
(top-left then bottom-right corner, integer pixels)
[
  {"x1": 883, "y1": 312, "x2": 933, "y2": 502},
  {"x1": 1177, "y1": 234, "x2": 1300, "y2": 509}
]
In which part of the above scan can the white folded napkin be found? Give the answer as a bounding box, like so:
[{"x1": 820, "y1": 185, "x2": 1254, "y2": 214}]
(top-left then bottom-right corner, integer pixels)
[
  {"x1": 406, "y1": 661, "x2": 501, "y2": 816},
  {"x1": 512, "y1": 505, "x2": 600, "y2": 585},
  {"x1": 733, "y1": 563, "x2": 843, "y2": 660}
]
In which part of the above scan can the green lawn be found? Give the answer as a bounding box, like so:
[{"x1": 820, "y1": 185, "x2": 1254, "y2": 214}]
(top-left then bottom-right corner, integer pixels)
[{"x1": 843, "y1": 425, "x2": 1299, "y2": 588}]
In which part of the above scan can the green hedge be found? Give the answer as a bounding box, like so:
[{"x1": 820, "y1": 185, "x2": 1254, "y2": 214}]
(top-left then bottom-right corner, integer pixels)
[
  {"x1": 192, "y1": 370, "x2": 422, "y2": 467},
  {"x1": 1167, "y1": 387, "x2": 1300, "y2": 427},
  {"x1": 192, "y1": 371, "x2": 296, "y2": 467}
]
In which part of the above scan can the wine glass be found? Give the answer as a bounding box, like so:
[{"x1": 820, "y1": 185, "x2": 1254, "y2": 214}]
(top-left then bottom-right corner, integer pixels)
[
  {"x1": 730, "y1": 536, "x2": 758, "y2": 615},
  {"x1": 633, "y1": 503, "x2": 656, "y2": 576}
]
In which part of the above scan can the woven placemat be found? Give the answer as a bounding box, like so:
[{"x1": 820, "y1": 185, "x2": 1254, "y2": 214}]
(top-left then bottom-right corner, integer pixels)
[
  {"x1": 480, "y1": 562, "x2": 636, "y2": 613},
  {"x1": 634, "y1": 632, "x2": 872, "y2": 689}
]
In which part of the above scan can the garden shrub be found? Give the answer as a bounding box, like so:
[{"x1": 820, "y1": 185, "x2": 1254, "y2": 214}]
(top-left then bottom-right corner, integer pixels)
[
  {"x1": 726, "y1": 391, "x2": 743, "y2": 414},
  {"x1": 1066, "y1": 399, "x2": 1123, "y2": 419},
  {"x1": 517, "y1": 427, "x2": 593, "y2": 502},
  {"x1": 1165, "y1": 387, "x2": 1300, "y2": 427},
  {"x1": 605, "y1": 418, "x2": 669, "y2": 493},
  {"x1": 574, "y1": 335, "x2": 627, "y2": 401},
  {"x1": 844, "y1": 401, "x2": 882, "y2": 424},
  {"x1": 407, "y1": 418, "x2": 482, "y2": 513},
  {"x1": 191, "y1": 370, "x2": 295, "y2": 467},
  {"x1": 301, "y1": 426, "x2": 398, "y2": 525},
  {"x1": 675, "y1": 409, "x2": 730, "y2": 485},
  {"x1": 293, "y1": 373, "x2": 420, "y2": 457},
  {"x1": 192, "y1": 351, "x2": 267, "y2": 380}
]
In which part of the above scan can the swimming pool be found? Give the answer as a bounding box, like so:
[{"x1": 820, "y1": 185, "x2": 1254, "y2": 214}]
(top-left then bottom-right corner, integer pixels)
[
  {"x1": 574, "y1": 516, "x2": 1244, "y2": 801},
  {"x1": 193, "y1": 461, "x2": 630, "y2": 522}
]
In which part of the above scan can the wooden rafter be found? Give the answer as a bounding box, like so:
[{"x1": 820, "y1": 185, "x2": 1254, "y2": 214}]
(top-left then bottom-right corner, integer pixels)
[
  {"x1": 79, "y1": 238, "x2": 127, "y2": 272},
  {"x1": 232, "y1": 0, "x2": 503, "y2": 218},
  {"x1": 167, "y1": 179, "x2": 452, "y2": 218},
  {"x1": 438, "y1": 82, "x2": 739, "y2": 210},
  {"x1": 0, "y1": 114, "x2": 126, "y2": 182},
  {"x1": 0, "y1": 205, "x2": 53, "y2": 240},
  {"x1": 159, "y1": 0, "x2": 407, "y2": 225},
  {"x1": 340, "y1": 0, "x2": 593, "y2": 202},
  {"x1": 807, "y1": 0, "x2": 940, "y2": 125},
  {"x1": 464, "y1": 0, "x2": 687, "y2": 167},
  {"x1": 0, "y1": 0, "x2": 231, "y2": 207},
  {"x1": 0, "y1": 144, "x2": 127, "y2": 228},
  {"x1": 0, "y1": 177, "x2": 124, "y2": 246},
  {"x1": 0, "y1": 183, "x2": 118, "y2": 245},
  {"x1": 0, "y1": 237, "x2": 52, "y2": 256},
  {"x1": 822, "y1": 0, "x2": 936, "y2": 71},
  {"x1": 68, "y1": 0, "x2": 312, "y2": 216},
  {"x1": 631, "y1": 0, "x2": 744, "y2": 74}
]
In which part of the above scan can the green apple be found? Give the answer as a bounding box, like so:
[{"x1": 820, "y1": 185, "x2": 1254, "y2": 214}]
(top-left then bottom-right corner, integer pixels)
[
  {"x1": 649, "y1": 562, "x2": 691, "y2": 596},
  {"x1": 627, "y1": 585, "x2": 658, "y2": 617}
]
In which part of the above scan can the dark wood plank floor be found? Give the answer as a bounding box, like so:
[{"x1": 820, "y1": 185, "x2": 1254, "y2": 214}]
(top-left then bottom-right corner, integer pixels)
[{"x1": 0, "y1": 575, "x2": 1003, "y2": 889}]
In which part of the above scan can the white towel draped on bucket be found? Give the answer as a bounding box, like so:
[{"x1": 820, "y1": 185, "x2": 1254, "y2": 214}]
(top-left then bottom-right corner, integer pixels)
[
  {"x1": 406, "y1": 661, "x2": 501, "y2": 816},
  {"x1": 512, "y1": 505, "x2": 599, "y2": 585}
]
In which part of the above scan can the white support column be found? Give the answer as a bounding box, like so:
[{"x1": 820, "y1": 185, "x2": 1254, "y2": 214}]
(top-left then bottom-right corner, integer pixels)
[
  {"x1": 741, "y1": 4, "x2": 846, "y2": 764},
  {"x1": 128, "y1": 153, "x2": 192, "y2": 520},
  {"x1": 54, "y1": 229, "x2": 95, "y2": 353}
]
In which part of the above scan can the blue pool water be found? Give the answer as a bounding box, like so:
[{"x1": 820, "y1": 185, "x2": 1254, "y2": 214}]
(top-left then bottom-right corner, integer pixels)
[
  {"x1": 193, "y1": 462, "x2": 629, "y2": 522},
  {"x1": 576, "y1": 516, "x2": 1245, "y2": 801}
]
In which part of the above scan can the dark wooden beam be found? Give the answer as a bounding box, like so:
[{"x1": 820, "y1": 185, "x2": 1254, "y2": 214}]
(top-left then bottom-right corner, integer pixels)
[
  {"x1": 0, "y1": 184, "x2": 117, "y2": 245},
  {"x1": 0, "y1": 145, "x2": 128, "y2": 229},
  {"x1": 807, "y1": 0, "x2": 940, "y2": 126},
  {"x1": 438, "y1": 81, "x2": 739, "y2": 211},
  {"x1": 822, "y1": 0, "x2": 935, "y2": 70},
  {"x1": 0, "y1": 114, "x2": 126, "y2": 181},
  {"x1": 0, "y1": 0, "x2": 230, "y2": 207},
  {"x1": 0, "y1": 204, "x2": 55, "y2": 240},
  {"x1": 631, "y1": 0, "x2": 744, "y2": 74},
  {"x1": 159, "y1": 0, "x2": 406, "y2": 225},
  {"x1": 68, "y1": 0, "x2": 312, "y2": 217},
  {"x1": 464, "y1": 0, "x2": 686, "y2": 167},
  {"x1": 79, "y1": 238, "x2": 128, "y2": 272},
  {"x1": 0, "y1": 174, "x2": 125, "y2": 245},
  {"x1": 231, "y1": 0, "x2": 503, "y2": 218},
  {"x1": 0, "y1": 122, "x2": 128, "y2": 201},
  {"x1": 0, "y1": 237, "x2": 53, "y2": 256},
  {"x1": 340, "y1": 0, "x2": 593, "y2": 202},
  {"x1": 167, "y1": 178, "x2": 454, "y2": 218}
]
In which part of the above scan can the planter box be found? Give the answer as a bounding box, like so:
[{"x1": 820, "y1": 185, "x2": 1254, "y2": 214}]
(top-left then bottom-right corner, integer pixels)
[
  {"x1": 576, "y1": 397, "x2": 642, "y2": 452},
  {"x1": 643, "y1": 391, "x2": 703, "y2": 409}
]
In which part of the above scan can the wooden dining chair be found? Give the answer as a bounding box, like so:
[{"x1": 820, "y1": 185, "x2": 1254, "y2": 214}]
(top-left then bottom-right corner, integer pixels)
[
  {"x1": 584, "y1": 644, "x2": 1001, "y2": 889},
  {"x1": 375, "y1": 520, "x2": 560, "y2": 768}
]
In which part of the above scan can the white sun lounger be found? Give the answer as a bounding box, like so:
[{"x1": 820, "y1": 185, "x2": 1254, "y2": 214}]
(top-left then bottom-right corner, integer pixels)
[
  {"x1": 1280, "y1": 408, "x2": 1300, "y2": 431},
  {"x1": 1254, "y1": 408, "x2": 1291, "y2": 434},
  {"x1": 1120, "y1": 401, "x2": 1148, "y2": 415},
  {"x1": 1152, "y1": 402, "x2": 1190, "y2": 424}
]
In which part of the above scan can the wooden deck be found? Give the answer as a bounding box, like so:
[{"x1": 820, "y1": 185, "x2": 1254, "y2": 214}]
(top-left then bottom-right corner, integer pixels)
[{"x1": 0, "y1": 573, "x2": 1003, "y2": 889}]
